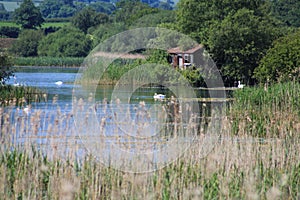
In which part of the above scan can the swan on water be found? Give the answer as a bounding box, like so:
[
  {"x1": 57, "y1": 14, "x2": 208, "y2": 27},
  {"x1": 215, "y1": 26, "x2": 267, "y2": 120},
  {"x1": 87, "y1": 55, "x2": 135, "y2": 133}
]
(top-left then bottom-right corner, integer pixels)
[
  {"x1": 238, "y1": 81, "x2": 245, "y2": 89},
  {"x1": 55, "y1": 81, "x2": 63, "y2": 86},
  {"x1": 153, "y1": 93, "x2": 165, "y2": 101}
]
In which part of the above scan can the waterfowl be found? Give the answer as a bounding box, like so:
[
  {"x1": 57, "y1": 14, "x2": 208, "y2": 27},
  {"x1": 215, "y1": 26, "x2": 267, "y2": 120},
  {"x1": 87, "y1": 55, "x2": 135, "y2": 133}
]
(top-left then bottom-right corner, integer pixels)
[
  {"x1": 238, "y1": 81, "x2": 245, "y2": 89},
  {"x1": 153, "y1": 93, "x2": 165, "y2": 101},
  {"x1": 55, "y1": 81, "x2": 63, "y2": 86}
]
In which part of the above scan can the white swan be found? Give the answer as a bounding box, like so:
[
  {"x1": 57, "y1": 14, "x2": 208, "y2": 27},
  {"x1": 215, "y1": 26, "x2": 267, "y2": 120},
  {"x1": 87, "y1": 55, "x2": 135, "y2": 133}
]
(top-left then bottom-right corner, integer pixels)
[
  {"x1": 238, "y1": 81, "x2": 245, "y2": 89},
  {"x1": 55, "y1": 81, "x2": 63, "y2": 86},
  {"x1": 153, "y1": 93, "x2": 166, "y2": 101},
  {"x1": 23, "y1": 105, "x2": 31, "y2": 115}
]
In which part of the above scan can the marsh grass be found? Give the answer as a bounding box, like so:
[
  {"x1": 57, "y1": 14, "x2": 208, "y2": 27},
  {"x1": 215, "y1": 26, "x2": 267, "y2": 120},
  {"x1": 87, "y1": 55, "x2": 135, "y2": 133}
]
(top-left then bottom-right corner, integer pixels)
[
  {"x1": 14, "y1": 57, "x2": 84, "y2": 67},
  {"x1": 0, "y1": 82, "x2": 299, "y2": 199},
  {"x1": 0, "y1": 85, "x2": 46, "y2": 106},
  {"x1": 229, "y1": 81, "x2": 300, "y2": 138}
]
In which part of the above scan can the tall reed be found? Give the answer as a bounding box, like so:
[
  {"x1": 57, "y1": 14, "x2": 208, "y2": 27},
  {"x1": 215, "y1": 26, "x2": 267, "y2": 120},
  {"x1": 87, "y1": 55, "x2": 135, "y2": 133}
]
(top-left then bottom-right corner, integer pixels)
[{"x1": 0, "y1": 82, "x2": 299, "y2": 199}]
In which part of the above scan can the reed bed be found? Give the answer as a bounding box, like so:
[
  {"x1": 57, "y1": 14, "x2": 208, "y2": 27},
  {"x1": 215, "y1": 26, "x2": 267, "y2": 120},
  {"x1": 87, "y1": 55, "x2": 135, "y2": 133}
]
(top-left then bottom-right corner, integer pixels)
[
  {"x1": 14, "y1": 57, "x2": 84, "y2": 67},
  {"x1": 228, "y1": 81, "x2": 300, "y2": 138},
  {"x1": 0, "y1": 82, "x2": 299, "y2": 199},
  {"x1": 0, "y1": 85, "x2": 46, "y2": 106}
]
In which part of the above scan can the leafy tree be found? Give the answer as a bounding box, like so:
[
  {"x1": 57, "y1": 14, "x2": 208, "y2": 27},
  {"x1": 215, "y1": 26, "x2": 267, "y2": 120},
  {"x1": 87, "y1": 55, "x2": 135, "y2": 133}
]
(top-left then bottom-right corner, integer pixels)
[
  {"x1": 39, "y1": 0, "x2": 78, "y2": 18},
  {"x1": 38, "y1": 26, "x2": 92, "y2": 57},
  {"x1": 88, "y1": 2, "x2": 116, "y2": 14},
  {"x1": 114, "y1": 0, "x2": 158, "y2": 27},
  {"x1": 176, "y1": 0, "x2": 267, "y2": 42},
  {"x1": 10, "y1": 29, "x2": 44, "y2": 57},
  {"x1": 132, "y1": 10, "x2": 175, "y2": 28},
  {"x1": 254, "y1": 29, "x2": 300, "y2": 83},
  {"x1": 271, "y1": 0, "x2": 300, "y2": 27},
  {"x1": 72, "y1": 7, "x2": 108, "y2": 33},
  {"x1": 0, "y1": 52, "x2": 14, "y2": 85},
  {"x1": 207, "y1": 9, "x2": 283, "y2": 85},
  {"x1": 91, "y1": 22, "x2": 126, "y2": 47},
  {"x1": 14, "y1": 0, "x2": 44, "y2": 29}
]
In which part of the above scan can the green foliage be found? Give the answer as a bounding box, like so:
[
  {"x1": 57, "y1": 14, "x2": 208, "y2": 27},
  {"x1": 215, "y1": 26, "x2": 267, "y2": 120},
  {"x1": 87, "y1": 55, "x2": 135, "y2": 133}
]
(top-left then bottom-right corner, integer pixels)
[
  {"x1": 39, "y1": 0, "x2": 79, "y2": 18},
  {"x1": 207, "y1": 9, "x2": 283, "y2": 84},
  {"x1": 88, "y1": 1, "x2": 116, "y2": 15},
  {"x1": 14, "y1": 0, "x2": 44, "y2": 29},
  {"x1": 10, "y1": 29, "x2": 44, "y2": 57},
  {"x1": 0, "y1": 52, "x2": 13, "y2": 85},
  {"x1": 0, "y1": 85, "x2": 45, "y2": 106},
  {"x1": 255, "y1": 29, "x2": 300, "y2": 83},
  {"x1": 271, "y1": 0, "x2": 300, "y2": 27},
  {"x1": 114, "y1": 0, "x2": 159, "y2": 27},
  {"x1": 131, "y1": 10, "x2": 175, "y2": 28},
  {"x1": 176, "y1": 0, "x2": 267, "y2": 42},
  {"x1": 90, "y1": 22, "x2": 126, "y2": 47},
  {"x1": 72, "y1": 7, "x2": 108, "y2": 33},
  {"x1": 38, "y1": 26, "x2": 92, "y2": 57},
  {"x1": 0, "y1": 26, "x2": 20, "y2": 38}
]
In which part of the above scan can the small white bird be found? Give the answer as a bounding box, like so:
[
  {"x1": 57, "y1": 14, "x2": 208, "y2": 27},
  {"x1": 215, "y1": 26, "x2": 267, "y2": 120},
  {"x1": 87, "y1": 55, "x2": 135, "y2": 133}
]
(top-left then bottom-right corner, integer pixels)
[
  {"x1": 153, "y1": 93, "x2": 165, "y2": 101},
  {"x1": 55, "y1": 81, "x2": 63, "y2": 86},
  {"x1": 238, "y1": 81, "x2": 245, "y2": 89},
  {"x1": 23, "y1": 105, "x2": 31, "y2": 115}
]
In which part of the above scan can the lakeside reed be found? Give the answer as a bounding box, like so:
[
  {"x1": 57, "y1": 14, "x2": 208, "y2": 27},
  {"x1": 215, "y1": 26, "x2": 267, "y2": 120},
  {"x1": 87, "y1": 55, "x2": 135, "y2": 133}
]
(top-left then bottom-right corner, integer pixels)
[{"x1": 0, "y1": 81, "x2": 299, "y2": 199}]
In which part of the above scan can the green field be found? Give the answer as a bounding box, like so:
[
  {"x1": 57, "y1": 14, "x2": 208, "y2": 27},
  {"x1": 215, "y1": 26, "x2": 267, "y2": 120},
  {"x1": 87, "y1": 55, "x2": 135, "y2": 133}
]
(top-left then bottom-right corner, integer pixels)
[{"x1": 0, "y1": 21, "x2": 69, "y2": 28}]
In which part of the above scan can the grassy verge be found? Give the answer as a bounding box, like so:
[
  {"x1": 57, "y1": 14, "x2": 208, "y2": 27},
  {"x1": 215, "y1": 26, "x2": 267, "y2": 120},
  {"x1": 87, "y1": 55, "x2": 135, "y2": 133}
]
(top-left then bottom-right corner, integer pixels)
[{"x1": 14, "y1": 57, "x2": 84, "y2": 67}]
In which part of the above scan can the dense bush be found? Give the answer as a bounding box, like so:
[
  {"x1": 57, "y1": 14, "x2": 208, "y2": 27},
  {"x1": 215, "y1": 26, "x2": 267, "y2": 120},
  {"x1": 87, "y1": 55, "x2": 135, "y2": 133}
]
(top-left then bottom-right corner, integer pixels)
[
  {"x1": 255, "y1": 29, "x2": 300, "y2": 83},
  {"x1": 38, "y1": 26, "x2": 92, "y2": 57},
  {"x1": 0, "y1": 26, "x2": 20, "y2": 38},
  {"x1": 10, "y1": 29, "x2": 44, "y2": 57}
]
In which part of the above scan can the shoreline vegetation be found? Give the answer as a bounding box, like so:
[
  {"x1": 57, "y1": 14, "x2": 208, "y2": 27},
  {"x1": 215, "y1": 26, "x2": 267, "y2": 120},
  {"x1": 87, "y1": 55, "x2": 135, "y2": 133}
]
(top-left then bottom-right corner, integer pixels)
[
  {"x1": 0, "y1": 81, "x2": 299, "y2": 199},
  {"x1": 14, "y1": 56, "x2": 85, "y2": 67},
  {"x1": 0, "y1": 85, "x2": 46, "y2": 106}
]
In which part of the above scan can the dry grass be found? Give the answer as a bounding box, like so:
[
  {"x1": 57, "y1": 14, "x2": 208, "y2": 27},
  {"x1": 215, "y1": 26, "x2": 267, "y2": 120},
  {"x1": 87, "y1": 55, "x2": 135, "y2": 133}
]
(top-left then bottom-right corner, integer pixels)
[{"x1": 0, "y1": 82, "x2": 299, "y2": 199}]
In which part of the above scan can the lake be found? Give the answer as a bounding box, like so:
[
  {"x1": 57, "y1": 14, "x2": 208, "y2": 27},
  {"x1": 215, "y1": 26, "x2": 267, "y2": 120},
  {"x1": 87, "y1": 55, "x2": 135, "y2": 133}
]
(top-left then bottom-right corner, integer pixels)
[{"x1": 4, "y1": 67, "x2": 227, "y2": 171}]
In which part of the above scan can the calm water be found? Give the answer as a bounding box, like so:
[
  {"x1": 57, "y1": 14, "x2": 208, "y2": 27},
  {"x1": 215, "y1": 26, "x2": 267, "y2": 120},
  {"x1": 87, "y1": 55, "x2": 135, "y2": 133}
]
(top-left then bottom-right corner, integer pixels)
[{"x1": 5, "y1": 67, "x2": 226, "y2": 167}]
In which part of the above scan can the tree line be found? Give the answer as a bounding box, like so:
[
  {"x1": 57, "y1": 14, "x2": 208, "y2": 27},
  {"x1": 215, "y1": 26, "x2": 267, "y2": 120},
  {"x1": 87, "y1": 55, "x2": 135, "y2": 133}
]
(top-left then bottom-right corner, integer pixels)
[{"x1": 1, "y1": 0, "x2": 300, "y2": 86}]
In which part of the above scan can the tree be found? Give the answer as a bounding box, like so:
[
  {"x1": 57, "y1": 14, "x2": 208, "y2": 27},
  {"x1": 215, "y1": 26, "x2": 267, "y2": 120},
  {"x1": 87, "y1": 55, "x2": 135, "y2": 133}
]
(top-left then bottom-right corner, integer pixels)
[
  {"x1": 88, "y1": 2, "x2": 116, "y2": 15},
  {"x1": 39, "y1": 0, "x2": 78, "y2": 18},
  {"x1": 176, "y1": 0, "x2": 267, "y2": 42},
  {"x1": 72, "y1": 7, "x2": 108, "y2": 33},
  {"x1": 14, "y1": 0, "x2": 44, "y2": 29},
  {"x1": 91, "y1": 22, "x2": 126, "y2": 47},
  {"x1": 207, "y1": 9, "x2": 283, "y2": 85},
  {"x1": 10, "y1": 29, "x2": 44, "y2": 57},
  {"x1": 254, "y1": 30, "x2": 300, "y2": 83},
  {"x1": 271, "y1": 0, "x2": 300, "y2": 27},
  {"x1": 0, "y1": 52, "x2": 13, "y2": 85},
  {"x1": 114, "y1": 0, "x2": 158, "y2": 27},
  {"x1": 38, "y1": 26, "x2": 92, "y2": 57}
]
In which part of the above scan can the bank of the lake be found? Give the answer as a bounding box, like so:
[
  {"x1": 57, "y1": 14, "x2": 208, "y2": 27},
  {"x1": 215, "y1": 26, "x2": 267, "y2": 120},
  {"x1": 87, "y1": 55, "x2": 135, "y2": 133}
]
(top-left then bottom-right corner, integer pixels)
[{"x1": 14, "y1": 56, "x2": 85, "y2": 67}]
